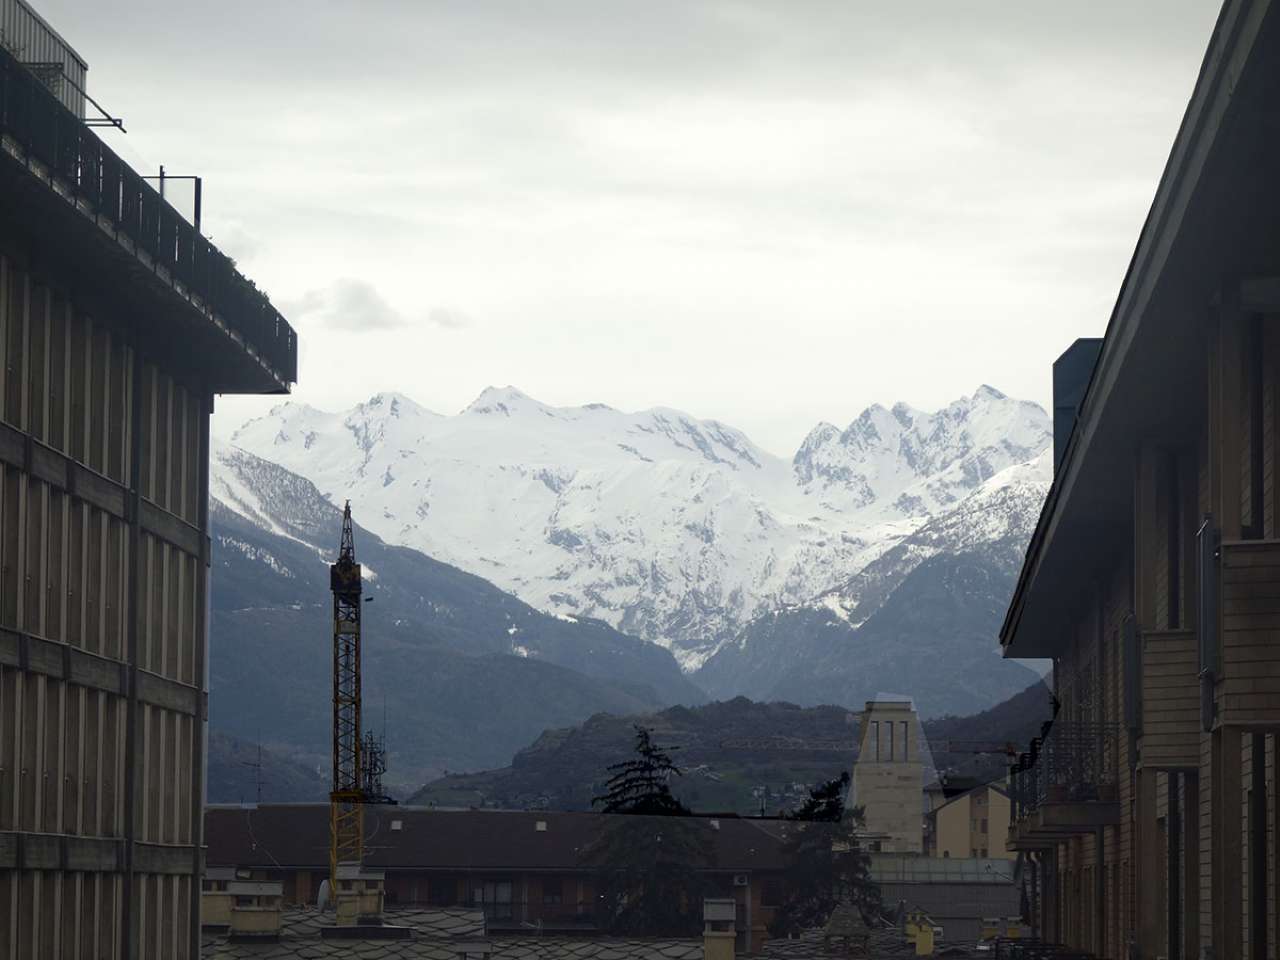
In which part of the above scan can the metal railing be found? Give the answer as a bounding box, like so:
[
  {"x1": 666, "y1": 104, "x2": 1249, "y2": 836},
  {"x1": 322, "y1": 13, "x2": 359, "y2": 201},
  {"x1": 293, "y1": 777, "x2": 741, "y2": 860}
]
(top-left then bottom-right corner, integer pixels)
[
  {"x1": 0, "y1": 45, "x2": 296, "y2": 385},
  {"x1": 1010, "y1": 721, "x2": 1120, "y2": 823}
]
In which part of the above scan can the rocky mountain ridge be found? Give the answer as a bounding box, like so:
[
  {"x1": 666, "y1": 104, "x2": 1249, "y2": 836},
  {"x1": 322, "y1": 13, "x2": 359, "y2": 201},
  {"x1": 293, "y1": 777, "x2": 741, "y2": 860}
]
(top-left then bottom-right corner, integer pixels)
[{"x1": 224, "y1": 385, "x2": 1051, "y2": 670}]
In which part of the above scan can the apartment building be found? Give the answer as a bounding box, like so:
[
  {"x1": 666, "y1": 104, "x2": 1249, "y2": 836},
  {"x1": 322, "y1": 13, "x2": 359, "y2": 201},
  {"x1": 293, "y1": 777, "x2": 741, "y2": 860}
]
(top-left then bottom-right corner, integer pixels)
[
  {"x1": 205, "y1": 805, "x2": 789, "y2": 953},
  {"x1": 1000, "y1": 1, "x2": 1280, "y2": 957},
  {"x1": 0, "y1": 7, "x2": 296, "y2": 958},
  {"x1": 927, "y1": 782, "x2": 1012, "y2": 861}
]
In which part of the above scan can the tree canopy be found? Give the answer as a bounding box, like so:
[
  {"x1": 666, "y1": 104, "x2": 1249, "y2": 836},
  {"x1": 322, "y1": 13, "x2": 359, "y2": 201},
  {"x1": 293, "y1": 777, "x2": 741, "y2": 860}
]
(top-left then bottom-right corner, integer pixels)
[
  {"x1": 768, "y1": 774, "x2": 880, "y2": 937},
  {"x1": 592, "y1": 725, "x2": 690, "y2": 815},
  {"x1": 583, "y1": 726, "x2": 712, "y2": 935}
]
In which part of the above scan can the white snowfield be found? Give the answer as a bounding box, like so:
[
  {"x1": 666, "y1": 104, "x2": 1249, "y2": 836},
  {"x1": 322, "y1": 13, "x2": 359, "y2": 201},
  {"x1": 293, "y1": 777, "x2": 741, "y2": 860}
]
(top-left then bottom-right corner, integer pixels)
[{"x1": 219, "y1": 384, "x2": 1052, "y2": 671}]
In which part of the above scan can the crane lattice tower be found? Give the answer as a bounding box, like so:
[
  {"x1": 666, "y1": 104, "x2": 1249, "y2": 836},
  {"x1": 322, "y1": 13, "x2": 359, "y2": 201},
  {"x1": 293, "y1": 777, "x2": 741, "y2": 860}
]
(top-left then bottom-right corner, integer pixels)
[{"x1": 329, "y1": 502, "x2": 364, "y2": 885}]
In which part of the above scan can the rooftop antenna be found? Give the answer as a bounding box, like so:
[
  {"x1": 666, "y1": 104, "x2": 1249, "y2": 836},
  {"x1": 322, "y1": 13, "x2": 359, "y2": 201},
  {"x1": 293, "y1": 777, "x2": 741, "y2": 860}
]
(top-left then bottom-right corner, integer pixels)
[{"x1": 239, "y1": 734, "x2": 265, "y2": 804}]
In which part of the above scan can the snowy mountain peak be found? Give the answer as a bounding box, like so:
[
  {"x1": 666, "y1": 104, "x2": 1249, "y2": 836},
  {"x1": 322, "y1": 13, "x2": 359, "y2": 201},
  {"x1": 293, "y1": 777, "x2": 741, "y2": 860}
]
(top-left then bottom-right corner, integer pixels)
[
  {"x1": 793, "y1": 388, "x2": 1050, "y2": 519},
  {"x1": 225, "y1": 385, "x2": 1051, "y2": 667},
  {"x1": 463, "y1": 385, "x2": 549, "y2": 417},
  {"x1": 357, "y1": 391, "x2": 435, "y2": 420}
]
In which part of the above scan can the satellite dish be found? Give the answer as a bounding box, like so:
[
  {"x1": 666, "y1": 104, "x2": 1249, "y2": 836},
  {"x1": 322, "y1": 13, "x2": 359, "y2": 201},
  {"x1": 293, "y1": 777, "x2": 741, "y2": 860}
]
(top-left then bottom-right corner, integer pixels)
[{"x1": 317, "y1": 879, "x2": 332, "y2": 912}]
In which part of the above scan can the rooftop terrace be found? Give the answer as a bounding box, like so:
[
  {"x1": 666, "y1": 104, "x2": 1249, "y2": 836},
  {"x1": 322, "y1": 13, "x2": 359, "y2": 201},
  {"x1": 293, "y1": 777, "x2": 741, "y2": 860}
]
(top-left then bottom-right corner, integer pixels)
[{"x1": 0, "y1": 41, "x2": 296, "y2": 393}]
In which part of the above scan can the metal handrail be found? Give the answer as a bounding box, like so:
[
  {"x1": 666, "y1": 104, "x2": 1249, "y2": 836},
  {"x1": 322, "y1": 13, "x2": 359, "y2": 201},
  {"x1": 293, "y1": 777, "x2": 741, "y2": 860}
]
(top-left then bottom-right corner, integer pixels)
[
  {"x1": 0, "y1": 46, "x2": 297, "y2": 385},
  {"x1": 1010, "y1": 722, "x2": 1120, "y2": 823}
]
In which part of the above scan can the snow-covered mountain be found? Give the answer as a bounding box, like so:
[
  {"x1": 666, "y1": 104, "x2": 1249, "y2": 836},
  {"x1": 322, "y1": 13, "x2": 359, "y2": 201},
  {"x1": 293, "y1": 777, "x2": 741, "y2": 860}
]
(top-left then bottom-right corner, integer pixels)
[
  {"x1": 696, "y1": 451, "x2": 1052, "y2": 713},
  {"x1": 221, "y1": 385, "x2": 1051, "y2": 671}
]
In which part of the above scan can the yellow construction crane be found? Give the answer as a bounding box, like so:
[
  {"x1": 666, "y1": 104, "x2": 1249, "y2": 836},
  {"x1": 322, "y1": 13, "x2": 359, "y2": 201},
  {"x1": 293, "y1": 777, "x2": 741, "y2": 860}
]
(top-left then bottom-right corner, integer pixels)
[{"x1": 329, "y1": 502, "x2": 365, "y2": 887}]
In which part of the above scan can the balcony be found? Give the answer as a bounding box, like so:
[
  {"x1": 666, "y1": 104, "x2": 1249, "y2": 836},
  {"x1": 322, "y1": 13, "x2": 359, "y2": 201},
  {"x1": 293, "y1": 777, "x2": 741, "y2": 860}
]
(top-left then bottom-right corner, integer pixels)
[
  {"x1": 1009, "y1": 722, "x2": 1120, "y2": 849},
  {"x1": 1217, "y1": 539, "x2": 1280, "y2": 727},
  {"x1": 0, "y1": 45, "x2": 295, "y2": 394}
]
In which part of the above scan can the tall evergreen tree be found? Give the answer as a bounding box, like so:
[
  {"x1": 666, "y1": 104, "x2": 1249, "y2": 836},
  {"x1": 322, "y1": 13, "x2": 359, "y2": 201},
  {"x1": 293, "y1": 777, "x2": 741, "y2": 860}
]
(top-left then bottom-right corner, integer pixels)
[
  {"x1": 789, "y1": 771, "x2": 849, "y2": 822},
  {"x1": 582, "y1": 726, "x2": 713, "y2": 935},
  {"x1": 768, "y1": 775, "x2": 880, "y2": 937},
  {"x1": 592, "y1": 725, "x2": 689, "y2": 815}
]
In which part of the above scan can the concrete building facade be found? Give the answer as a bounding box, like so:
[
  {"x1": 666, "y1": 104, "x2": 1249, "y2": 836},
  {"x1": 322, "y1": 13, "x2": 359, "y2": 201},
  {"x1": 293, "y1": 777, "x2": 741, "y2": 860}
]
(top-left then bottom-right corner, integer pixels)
[
  {"x1": 1001, "y1": 2, "x2": 1280, "y2": 956},
  {"x1": 0, "y1": 14, "x2": 295, "y2": 959},
  {"x1": 851, "y1": 699, "x2": 925, "y2": 853}
]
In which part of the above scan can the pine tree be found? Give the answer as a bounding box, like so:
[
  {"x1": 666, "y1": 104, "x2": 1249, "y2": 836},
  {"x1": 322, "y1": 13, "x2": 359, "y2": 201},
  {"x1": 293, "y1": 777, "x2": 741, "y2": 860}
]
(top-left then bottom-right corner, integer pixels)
[
  {"x1": 582, "y1": 726, "x2": 714, "y2": 934},
  {"x1": 789, "y1": 771, "x2": 849, "y2": 822},
  {"x1": 592, "y1": 725, "x2": 690, "y2": 815},
  {"x1": 768, "y1": 776, "x2": 880, "y2": 937}
]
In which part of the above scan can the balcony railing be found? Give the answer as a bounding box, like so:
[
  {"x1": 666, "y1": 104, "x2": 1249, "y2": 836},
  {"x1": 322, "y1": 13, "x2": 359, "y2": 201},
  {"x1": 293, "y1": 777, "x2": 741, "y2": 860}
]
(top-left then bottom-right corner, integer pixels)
[
  {"x1": 0, "y1": 46, "x2": 296, "y2": 385},
  {"x1": 1011, "y1": 721, "x2": 1120, "y2": 823}
]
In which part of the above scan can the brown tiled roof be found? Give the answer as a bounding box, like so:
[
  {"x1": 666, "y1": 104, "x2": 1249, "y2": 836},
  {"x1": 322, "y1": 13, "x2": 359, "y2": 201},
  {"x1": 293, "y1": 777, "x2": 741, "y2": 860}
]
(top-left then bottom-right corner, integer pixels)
[
  {"x1": 205, "y1": 805, "x2": 791, "y2": 873},
  {"x1": 201, "y1": 907, "x2": 704, "y2": 959}
]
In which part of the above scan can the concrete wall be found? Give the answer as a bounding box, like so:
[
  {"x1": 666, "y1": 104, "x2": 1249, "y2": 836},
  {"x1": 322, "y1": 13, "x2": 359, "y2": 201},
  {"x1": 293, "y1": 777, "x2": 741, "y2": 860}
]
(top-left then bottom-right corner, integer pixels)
[{"x1": 0, "y1": 244, "x2": 213, "y2": 959}]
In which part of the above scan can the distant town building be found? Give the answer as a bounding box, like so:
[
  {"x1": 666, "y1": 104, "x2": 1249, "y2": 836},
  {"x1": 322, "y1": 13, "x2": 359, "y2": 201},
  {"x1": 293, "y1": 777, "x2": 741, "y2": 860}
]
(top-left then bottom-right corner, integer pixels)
[
  {"x1": 924, "y1": 781, "x2": 1012, "y2": 860},
  {"x1": 1000, "y1": 2, "x2": 1280, "y2": 955},
  {"x1": 205, "y1": 805, "x2": 788, "y2": 954},
  {"x1": 869, "y1": 853, "x2": 1020, "y2": 944},
  {"x1": 0, "y1": 5, "x2": 296, "y2": 957},
  {"x1": 850, "y1": 699, "x2": 925, "y2": 853}
]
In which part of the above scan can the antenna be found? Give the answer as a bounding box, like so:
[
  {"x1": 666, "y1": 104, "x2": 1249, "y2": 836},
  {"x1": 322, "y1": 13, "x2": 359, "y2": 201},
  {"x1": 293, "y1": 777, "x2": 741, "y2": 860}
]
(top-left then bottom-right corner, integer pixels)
[{"x1": 239, "y1": 736, "x2": 266, "y2": 804}]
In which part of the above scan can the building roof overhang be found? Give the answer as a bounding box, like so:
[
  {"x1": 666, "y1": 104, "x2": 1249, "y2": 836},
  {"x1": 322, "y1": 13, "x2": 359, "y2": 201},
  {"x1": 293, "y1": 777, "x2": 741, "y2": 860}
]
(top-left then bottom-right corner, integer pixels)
[
  {"x1": 1002, "y1": 0, "x2": 1280, "y2": 659},
  {"x1": 0, "y1": 48, "x2": 296, "y2": 395}
]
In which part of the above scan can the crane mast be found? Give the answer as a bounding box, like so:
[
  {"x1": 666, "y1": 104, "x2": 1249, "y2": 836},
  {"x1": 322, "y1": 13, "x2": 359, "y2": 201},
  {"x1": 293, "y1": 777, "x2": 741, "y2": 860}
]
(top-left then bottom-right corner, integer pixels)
[{"x1": 330, "y1": 502, "x2": 364, "y2": 886}]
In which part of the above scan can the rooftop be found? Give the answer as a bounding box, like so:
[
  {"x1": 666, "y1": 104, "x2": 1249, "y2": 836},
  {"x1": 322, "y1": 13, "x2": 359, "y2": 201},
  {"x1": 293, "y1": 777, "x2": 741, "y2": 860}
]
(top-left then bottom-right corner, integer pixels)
[
  {"x1": 200, "y1": 907, "x2": 704, "y2": 960},
  {"x1": 1002, "y1": 0, "x2": 1280, "y2": 656},
  {"x1": 205, "y1": 805, "x2": 792, "y2": 874},
  {"x1": 0, "y1": 41, "x2": 296, "y2": 394}
]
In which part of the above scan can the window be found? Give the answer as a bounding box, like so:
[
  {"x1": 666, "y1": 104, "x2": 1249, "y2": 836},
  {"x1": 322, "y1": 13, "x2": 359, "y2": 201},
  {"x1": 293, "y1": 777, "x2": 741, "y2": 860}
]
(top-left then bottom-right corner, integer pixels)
[
  {"x1": 761, "y1": 877, "x2": 783, "y2": 907},
  {"x1": 428, "y1": 877, "x2": 457, "y2": 907},
  {"x1": 542, "y1": 877, "x2": 563, "y2": 905},
  {"x1": 981, "y1": 819, "x2": 988, "y2": 834},
  {"x1": 477, "y1": 880, "x2": 513, "y2": 921},
  {"x1": 980, "y1": 848, "x2": 988, "y2": 858}
]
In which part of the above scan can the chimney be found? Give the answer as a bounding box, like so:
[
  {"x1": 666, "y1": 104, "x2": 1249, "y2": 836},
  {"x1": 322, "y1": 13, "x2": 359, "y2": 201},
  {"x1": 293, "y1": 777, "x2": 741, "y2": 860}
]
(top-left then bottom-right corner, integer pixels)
[
  {"x1": 226, "y1": 880, "x2": 283, "y2": 942},
  {"x1": 334, "y1": 864, "x2": 386, "y2": 927},
  {"x1": 703, "y1": 898, "x2": 737, "y2": 960},
  {"x1": 1052, "y1": 339, "x2": 1103, "y2": 475}
]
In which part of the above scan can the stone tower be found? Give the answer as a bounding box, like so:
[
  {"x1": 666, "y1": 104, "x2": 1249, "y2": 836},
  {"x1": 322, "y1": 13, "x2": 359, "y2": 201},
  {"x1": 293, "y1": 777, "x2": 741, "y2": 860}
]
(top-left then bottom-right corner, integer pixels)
[{"x1": 851, "y1": 699, "x2": 925, "y2": 853}]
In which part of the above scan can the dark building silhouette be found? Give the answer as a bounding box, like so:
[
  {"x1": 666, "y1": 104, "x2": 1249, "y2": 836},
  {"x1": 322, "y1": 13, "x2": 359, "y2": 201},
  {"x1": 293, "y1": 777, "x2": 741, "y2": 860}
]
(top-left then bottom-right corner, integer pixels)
[
  {"x1": 0, "y1": 6, "x2": 296, "y2": 957},
  {"x1": 1002, "y1": 1, "x2": 1280, "y2": 956}
]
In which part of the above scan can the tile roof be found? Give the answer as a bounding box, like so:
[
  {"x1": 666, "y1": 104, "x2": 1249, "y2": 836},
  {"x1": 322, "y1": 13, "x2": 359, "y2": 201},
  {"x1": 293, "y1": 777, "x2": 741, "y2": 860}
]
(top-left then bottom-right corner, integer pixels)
[
  {"x1": 205, "y1": 805, "x2": 791, "y2": 873},
  {"x1": 200, "y1": 907, "x2": 704, "y2": 960}
]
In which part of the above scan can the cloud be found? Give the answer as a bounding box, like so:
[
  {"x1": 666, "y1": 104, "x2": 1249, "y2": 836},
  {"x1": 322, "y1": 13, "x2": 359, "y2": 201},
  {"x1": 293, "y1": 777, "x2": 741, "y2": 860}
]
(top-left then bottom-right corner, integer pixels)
[
  {"x1": 67, "y1": 0, "x2": 1223, "y2": 454},
  {"x1": 284, "y1": 279, "x2": 406, "y2": 331},
  {"x1": 282, "y1": 280, "x2": 473, "y2": 333},
  {"x1": 427, "y1": 307, "x2": 471, "y2": 330}
]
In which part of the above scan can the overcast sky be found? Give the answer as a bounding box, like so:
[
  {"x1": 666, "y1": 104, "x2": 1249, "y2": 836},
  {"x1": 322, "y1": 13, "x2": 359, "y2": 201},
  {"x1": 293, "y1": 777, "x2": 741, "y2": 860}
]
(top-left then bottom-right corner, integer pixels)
[{"x1": 43, "y1": 1, "x2": 1221, "y2": 455}]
